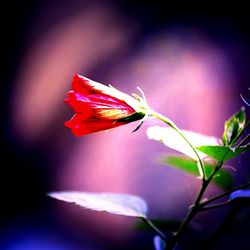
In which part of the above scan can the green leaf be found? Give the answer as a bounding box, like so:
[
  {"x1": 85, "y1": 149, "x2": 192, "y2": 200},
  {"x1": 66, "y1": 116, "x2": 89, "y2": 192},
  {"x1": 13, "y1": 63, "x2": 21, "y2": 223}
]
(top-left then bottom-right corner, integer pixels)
[
  {"x1": 135, "y1": 218, "x2": 182, "y2": 232},
  {"x1": 161, "y1": 155, "x2": 233, "y2": 189},
  {"x1": 196, "y1": 144, "x2": 250, "y2": 162},
  {"x1": 147, "y1": 126, "x2": 219, "y2": 160},
  {"x1": 222, "y1": 107, "x2": 246, "y2": 146},
  {"x1": 48, "y1": 191, "x2": 147, "y2": 218}
]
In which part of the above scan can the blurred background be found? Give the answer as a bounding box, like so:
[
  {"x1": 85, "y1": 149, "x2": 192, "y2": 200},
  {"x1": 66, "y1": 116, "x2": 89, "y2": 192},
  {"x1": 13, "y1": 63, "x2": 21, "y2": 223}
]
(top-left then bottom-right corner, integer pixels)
[{"x1": 1, "y1": 1, "x2": 250, "y2": 249}]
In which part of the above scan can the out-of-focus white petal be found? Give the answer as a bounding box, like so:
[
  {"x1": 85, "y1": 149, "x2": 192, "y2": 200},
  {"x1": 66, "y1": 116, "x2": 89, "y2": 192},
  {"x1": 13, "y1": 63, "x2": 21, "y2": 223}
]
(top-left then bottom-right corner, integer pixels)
[
  {"x1": 147, "y1": 126, "x2": 219, "y2": 160},
  {"x1": 48, "y1": 191, "x2": 147, "y2": 218}
]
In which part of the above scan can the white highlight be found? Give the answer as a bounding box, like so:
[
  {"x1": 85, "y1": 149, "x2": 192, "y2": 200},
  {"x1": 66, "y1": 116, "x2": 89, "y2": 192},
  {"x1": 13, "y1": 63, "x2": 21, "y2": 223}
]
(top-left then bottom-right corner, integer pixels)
[
  {"x1": 147, "y1": 126, "x2": 219, "y2": 160},
  {"x1": 48, "y1": 191, "x2": 147, "y2": 218}
]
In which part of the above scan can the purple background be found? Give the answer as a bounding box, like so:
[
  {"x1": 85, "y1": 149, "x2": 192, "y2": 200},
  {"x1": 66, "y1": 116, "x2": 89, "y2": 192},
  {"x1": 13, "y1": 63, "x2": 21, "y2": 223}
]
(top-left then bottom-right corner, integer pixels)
[{"x1": 2, "y1": 1, "x2": 250, "y2": 249}]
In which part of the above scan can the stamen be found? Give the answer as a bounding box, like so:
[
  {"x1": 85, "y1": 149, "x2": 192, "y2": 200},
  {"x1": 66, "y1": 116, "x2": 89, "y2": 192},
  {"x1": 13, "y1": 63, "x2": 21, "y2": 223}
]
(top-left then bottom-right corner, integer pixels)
[
  {"x1": 240, "y1": 93, "x2": 250, "y2": 106},
  {"x1": 131, "y1": 86, "x2": 150, "y2": 133},
  {"x1": 136, "y1": 86, "x2": 147, "y2": 102},
  {"x1": 132, "y1": 93, "x2": 141, "y2": 101}
]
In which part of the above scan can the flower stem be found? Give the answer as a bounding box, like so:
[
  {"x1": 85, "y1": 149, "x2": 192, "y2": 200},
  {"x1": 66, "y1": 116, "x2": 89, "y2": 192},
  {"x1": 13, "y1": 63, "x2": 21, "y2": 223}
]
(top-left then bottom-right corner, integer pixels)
[
  {"x1": 200, "y1": 200, "x2": 231, "y2": 211},
  {"x1": 150, "y1": 111, "x2": 206, "y2": 180},
  {"x1": 200, "y1": 181, "x2": 250, "y2": 207},
  {"x1": 149, "y1": 111, "x2": 225, "y2": 249},
  {"x1": 141, "y1": 217, "x2": 167, "y2": 242},
  {"x1": 164, "y1": 161, "x2": 223, "y2": 250}
]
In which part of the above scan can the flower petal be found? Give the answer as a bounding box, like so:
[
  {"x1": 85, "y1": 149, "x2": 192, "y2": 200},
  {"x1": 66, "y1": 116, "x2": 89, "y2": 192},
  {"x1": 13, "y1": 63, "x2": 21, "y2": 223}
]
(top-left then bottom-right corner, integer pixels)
[
  {"x1": 64, "y1": 113, "x2": 91, "y2": 128},
  {"x1": 64, "y1": 74, "x2": 147, "y2": 136},
  {"x1": 72, "y1": 74, "x2": 119, "y2": 97},
  {"x1": 71, "y1": 74, "x2": 92, "y2": 96},
  {"x1": 72, "y1": 74, "x2": 142, "y2": 112},
  {"x1": 87, "y1": 95, "x2": 135, "y2": 120},
  {"x1": 66, "y1": 118, "x2": 126, "y2": 136},
  {"x1": 64, "y1": 91, "x2": 92, "y2": 113}
]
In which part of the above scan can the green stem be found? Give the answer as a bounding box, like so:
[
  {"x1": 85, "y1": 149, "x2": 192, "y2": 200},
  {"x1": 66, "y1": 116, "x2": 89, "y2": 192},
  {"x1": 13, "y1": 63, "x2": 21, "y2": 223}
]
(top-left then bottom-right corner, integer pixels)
[
  {"x1": 141, "y1": 217, "x2": 167, "y2": 242},
  {"x1": 200, "y1": 200, "x2": 231, "y2": 211},
  {"x1": 200, "y1": 181, "x2": 250, "y2": 207},
  {"x1": 150, "y1": 110, "x2": 231, "y2": 248},
  {"x1": 164, "y1": 161, "x2": 223, "y2": 250},
  {"x1": 150, "y1": 111, "x2": 206, "y2": 180},
  {"x1": 150, "y1": 111, "x2": 224, "y2": 249}
]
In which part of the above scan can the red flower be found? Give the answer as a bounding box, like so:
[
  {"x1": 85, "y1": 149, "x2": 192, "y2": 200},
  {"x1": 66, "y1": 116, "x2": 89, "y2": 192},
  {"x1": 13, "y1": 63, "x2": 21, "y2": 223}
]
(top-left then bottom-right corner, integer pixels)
[{"x1": 64, "y1": 74, "x2": 146, "y2": 136}]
